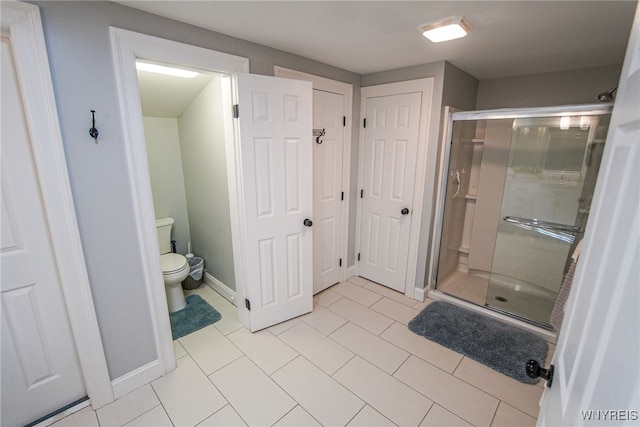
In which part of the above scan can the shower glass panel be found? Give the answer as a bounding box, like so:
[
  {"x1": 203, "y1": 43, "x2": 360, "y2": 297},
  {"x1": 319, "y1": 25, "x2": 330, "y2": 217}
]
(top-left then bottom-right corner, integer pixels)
[{"x1": 434, "y1": 106, "x2": 611, "y2": 329}]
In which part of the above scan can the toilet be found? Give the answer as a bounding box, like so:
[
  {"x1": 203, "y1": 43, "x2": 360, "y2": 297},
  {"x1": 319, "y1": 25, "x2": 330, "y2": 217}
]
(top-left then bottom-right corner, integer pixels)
[{"x1": 156, "y1": 217, "x2": 189, "y2": 313}]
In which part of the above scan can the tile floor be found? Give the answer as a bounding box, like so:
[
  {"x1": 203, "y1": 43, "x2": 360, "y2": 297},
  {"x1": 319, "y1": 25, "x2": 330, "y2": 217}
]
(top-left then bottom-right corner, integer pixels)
[{"x1": 51, "y1": 277, "x2": 551, "y2": 427}]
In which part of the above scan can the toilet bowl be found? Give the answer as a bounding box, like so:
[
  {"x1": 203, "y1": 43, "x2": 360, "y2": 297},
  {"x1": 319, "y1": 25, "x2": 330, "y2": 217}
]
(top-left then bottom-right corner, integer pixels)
[
  {"x1": 156, "y1": 217, "x2": 189, "y2": 313},
  {"x1": 161, "y1": 252, "x2": 189, "y2": 313}
]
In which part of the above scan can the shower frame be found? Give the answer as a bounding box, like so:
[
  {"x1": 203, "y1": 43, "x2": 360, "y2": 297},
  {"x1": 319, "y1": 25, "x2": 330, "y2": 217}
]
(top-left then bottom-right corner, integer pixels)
[{"x1": 427, "y1": 103, "x2": 613, "y2": 341}]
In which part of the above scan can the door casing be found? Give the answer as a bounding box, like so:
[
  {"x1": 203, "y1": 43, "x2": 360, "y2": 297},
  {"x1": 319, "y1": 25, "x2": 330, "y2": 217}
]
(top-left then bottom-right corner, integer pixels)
[
  {"x1": 1, "y1": 1, "x2": 112, "y2": 411},
  {"x1": 110, "y1": 27, "x2": 250, "y2": 395},
  {"x1": 356, "y1": 79, "x2": 434, "y2": 299}
]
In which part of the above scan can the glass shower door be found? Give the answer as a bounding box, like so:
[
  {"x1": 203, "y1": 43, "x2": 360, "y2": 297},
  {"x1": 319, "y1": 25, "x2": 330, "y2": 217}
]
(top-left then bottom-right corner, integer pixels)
[{"x1": 485, "y1": 114, "x2": 610, "y2": 326}]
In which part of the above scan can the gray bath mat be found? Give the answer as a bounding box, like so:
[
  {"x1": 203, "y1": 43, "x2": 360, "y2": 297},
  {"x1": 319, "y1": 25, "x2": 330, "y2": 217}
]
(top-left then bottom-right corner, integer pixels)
[
  {"x1": 408, "y1": 301, "x2": 548, "y2": 384},
  {"x1": 170, "y1": 294, "x2": 221, "y2": 340}
]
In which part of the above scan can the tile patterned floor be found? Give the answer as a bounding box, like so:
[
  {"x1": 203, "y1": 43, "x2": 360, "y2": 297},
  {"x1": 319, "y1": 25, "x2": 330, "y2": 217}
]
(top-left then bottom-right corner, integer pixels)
[{"x1": 50, "y1": 277, "x2": 546, "y2": 427}]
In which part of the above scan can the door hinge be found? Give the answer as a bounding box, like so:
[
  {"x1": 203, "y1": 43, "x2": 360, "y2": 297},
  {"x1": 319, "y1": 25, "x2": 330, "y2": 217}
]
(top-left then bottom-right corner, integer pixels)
[
  {"x1": 363, "y1": 118, "x2": 367, "y2": 128},
  {"x1": 343, "y1": 116, "x2": 346, "y2": 127},
  {"x1": 245, "y1": 298, "x2": 251, "y2": 311},
  {"x1": 233, "y1": 104, "x2": 239, "y2": 119},
  {"x1": 360, "y1": 189, "x2": 364, "y2": 198},
  {"x1": 357, "y1": 253, "x2": 361, "y2": 261},
  {"x1": 341, "y1": 191, "x2": 344, "y2": 201},
  {"x1": 339, "y1": 258, "x2": 342, "y2": 267}
]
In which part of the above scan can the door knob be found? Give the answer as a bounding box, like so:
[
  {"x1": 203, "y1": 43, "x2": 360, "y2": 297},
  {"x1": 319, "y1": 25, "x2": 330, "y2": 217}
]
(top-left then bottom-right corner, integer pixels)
[
  {"x1": 401, "y1": 208, "x2": 410, "y2": 215},
  {"x1": 303, "y1": 218, "x2": 313, "y2": 227},
  {"x1": 525, "y1": 359, "x2": 554, "y2": 387}
]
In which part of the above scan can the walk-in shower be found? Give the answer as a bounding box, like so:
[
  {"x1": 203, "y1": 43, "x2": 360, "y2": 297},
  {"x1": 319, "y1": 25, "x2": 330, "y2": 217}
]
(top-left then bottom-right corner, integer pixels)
[{"x1": 430, "y1": 104, "x2": 612, "y2": 330}]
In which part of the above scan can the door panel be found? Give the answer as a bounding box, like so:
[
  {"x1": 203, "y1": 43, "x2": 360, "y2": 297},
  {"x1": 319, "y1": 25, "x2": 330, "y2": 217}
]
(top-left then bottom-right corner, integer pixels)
[
  {"x1": 237, "y1": 73, "x2": 313, "y2": 331},
  {"x1": 313, "y1": 90, "x2": 344, "y2": 293},
  {"x1": 539, "y1": 6, "x2": 640, "y2": 424},
  {"x1": 359, "y1": 93, "x2": 422, "y2": 292},
  {"x1": 1, "y1": 39, "x2": 85, "y2": 427}
]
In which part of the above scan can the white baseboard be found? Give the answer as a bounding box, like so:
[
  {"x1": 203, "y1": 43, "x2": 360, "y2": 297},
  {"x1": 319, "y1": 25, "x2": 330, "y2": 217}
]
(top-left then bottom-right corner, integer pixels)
[
  {"x1": 346, "y1": 264, "x2": 358, "y2": 279},
  {"x1": 414, "y1": 286, "x2": 427, "y2": 302},
  {"x1": 203, "y1": 272, "x2": 237, "y2": 306},
  {"x1": 111, "y1": 360, "x2": 163, "y2": 399}
]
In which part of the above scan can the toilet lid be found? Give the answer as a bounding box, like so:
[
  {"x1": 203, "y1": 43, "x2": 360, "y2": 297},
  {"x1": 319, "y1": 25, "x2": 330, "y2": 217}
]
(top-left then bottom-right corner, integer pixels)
[{"x1": 161, "y1": 253, "x2": 187, "y2": 274}]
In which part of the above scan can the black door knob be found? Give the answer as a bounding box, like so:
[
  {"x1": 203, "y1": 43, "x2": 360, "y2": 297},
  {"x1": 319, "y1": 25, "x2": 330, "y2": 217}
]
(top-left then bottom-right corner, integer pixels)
[
  {"x1": 525, "y1": 359, "x2": 554, "y2": 387},
  {"x1": 401, "y1": 208, "x2": 410, "y2": 215},
  {"x1": 303, "y1": 218, "x2": 313, "y2": 227}
]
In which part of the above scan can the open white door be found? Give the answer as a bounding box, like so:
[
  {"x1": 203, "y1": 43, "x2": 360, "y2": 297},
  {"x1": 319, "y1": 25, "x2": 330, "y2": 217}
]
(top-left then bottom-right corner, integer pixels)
[
  {"x1": 236, "y1": 73, "x2": 313, "y2": 331},
  {"x1": 1, "y1": 38, "x2": 87, "y2": 426},
  {"x1": 537, "y1": 6, "x2": 639, "y2": 425}
]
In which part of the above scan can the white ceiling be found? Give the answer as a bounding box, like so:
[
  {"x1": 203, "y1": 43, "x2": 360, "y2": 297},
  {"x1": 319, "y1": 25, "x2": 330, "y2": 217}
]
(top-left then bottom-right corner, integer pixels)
[{"x1": 117, "y1": 1, "x2": 636, "y2": 79}]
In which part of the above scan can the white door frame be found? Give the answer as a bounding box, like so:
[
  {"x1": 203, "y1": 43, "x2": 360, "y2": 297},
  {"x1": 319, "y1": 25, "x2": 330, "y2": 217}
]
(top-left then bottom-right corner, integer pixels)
[
  {"x1": 273, "y1": 66, "x2": 353, "y2": 284},
  {"x1": 110, "y1": 28, "x2": 249, "y2": 393},
  {"x1": 356, "y1": 79, "x2": 434, "y2": 298},
  {"x1": 1, "y1": 1, "x2": 112, "y2": 409}
]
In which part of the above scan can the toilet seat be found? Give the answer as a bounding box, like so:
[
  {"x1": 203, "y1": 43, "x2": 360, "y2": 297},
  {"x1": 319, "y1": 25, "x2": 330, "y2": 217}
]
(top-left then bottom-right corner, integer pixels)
[{"x1": 161, "y1": 253, "x2": 188, "y2": 274}]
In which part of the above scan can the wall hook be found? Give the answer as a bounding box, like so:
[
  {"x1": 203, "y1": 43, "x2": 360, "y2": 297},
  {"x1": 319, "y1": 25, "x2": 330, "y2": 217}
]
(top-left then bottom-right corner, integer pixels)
[
  {"x1": 89, "y1": 110, "x2": 99, "y2": 140},
  {"x1": 313, "y1": 128, "x2": 326, "y2": 144}
]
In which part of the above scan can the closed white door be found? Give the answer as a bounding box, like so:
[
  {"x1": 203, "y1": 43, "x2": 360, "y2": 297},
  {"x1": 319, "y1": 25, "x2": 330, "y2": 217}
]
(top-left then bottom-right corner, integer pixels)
[
  {"x1": 538, "y1": 7, "x2": 640, "y2": 425},
  {"x1": 1, "y1": 39, "x2": 86, "y2": 427},
  {"x1": 313, "y1": 89, "x2": 344, "y2": 294},
  {"x1": 359, "y1": 93, "x2": 422, "y2": 292},
  {"x1": 236, "y1": 73, "x2": 313, "y2": 331}
]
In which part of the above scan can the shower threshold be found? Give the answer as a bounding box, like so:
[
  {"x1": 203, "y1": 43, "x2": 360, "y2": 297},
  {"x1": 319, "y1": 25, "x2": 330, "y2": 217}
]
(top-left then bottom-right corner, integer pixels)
[
  {"x1": 429, "y1": 290, "x2": 558, "y2": 343},
  {"x1": 484, "y1": 304, "x2": 554, "y2": 331}
]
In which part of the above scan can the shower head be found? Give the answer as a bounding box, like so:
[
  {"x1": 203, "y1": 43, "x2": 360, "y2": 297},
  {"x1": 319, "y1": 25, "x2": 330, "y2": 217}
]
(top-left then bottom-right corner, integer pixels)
[{"x1": 597, "y1": 85, "x2": 618, "y2": 102}]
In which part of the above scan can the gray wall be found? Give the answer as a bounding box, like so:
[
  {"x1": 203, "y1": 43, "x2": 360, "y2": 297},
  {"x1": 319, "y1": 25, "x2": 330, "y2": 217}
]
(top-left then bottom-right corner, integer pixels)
[
  {"x1": 33, "y1": 0, "x2": 360, "y2": 380},
  {"x1": 476, "y1": 64, "x2": 622, "y2": 110},
  {"x1": 178, "y1": 77, "x2": 236, "y2": 290},
  {"x1": 143, "y1": 117, "x2": 191, "y2": 255}
]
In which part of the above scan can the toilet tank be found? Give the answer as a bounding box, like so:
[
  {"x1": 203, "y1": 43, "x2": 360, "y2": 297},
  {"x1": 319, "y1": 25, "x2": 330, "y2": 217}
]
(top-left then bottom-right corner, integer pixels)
[{"x1": 155, "y1": 217, "x2": 174, "y2": 255}]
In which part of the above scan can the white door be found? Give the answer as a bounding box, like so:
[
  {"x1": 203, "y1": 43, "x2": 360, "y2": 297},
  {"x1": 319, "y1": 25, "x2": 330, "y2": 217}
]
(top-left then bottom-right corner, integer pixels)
[
  {"x1": 313, "y1": 89, "x2": 344, "y2": 294},
  {"x1": 537, "y1": 7, "x2": 640, "y2": 425},
  {"x1": 359, "y1": 93, "x2": 422, "y2": 292},
  {"x1": 236, "y1": 73, "x2": 314, "y2": 331},
  {"x1": 1, "y1": 39, "x2": 86, "y2": 427}
]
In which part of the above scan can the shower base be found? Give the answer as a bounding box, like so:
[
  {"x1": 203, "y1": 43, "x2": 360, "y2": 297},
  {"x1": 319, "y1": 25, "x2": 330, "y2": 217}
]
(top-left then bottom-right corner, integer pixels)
[{"x1": 437, "y1": 270, "x2": 556, "y2": 328}]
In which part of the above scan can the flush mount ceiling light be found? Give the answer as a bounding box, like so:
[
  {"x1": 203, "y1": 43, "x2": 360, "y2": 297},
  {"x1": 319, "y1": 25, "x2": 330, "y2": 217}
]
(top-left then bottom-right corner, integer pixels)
[
  {"x1": 135, "y1": 61, "x2": 199, "y2": 78},
  {"x1": 418, "y1": 16, "x2": 472, "y2": 43}
]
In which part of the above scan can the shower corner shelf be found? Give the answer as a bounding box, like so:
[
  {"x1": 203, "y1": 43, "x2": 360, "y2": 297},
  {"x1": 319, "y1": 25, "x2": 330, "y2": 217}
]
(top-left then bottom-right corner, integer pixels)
[
  {"x1": 465, "y1": 193, "x2": 477, "y2": 200},
  {"x1": 472, "y1": 138, "x2": 484, "y2": 144}
]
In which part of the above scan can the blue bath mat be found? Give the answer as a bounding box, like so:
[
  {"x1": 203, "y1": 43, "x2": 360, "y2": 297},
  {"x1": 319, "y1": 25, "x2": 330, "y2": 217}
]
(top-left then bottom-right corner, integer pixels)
[
  {"x1": 408, "y1": 301, "x2": 548, "y2": 384},
  {"x1": 170, "y1": 294, "x2": 221, "y2": 340}
]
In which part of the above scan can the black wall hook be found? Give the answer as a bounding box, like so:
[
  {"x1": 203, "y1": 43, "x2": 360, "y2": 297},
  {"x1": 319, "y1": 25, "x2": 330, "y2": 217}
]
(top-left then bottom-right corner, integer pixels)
[{"x1": 89, "y1": 110, "x2": 99, "y2": 140}]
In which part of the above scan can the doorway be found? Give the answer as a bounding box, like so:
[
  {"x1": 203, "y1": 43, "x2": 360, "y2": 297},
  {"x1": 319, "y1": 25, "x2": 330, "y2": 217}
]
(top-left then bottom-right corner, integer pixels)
[
  {"x1": 111, "y1": 29, "x2": 316, "y2": 382},
  {"x1": 356, "y1": 79, "x2": 434, "y2": 298},
  {"x1": 1, "y1": 3, "x2": 111, "y2": 423},
  {"x1": 137, "y1": 63, "x2": 237, "y2": 302}
]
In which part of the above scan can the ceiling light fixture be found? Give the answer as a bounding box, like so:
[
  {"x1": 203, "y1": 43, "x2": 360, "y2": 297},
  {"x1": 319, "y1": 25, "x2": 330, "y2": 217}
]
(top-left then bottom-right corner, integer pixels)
[
  {"x1": 418, "y1": 16, "x2": 472, "y2": 43},
  {"x1": 135, "y1": 61, "x2": 199, "y2": 78}
]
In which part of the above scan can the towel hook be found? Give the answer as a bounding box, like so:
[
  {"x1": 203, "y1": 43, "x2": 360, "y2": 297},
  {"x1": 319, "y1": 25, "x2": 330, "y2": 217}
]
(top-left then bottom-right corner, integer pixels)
[
  {"x1": 89, "y1": 110, "x2": 99, "y2": 140},
  {"x1": 313, "y1": 128, "x2": 326, "y2": 144}
]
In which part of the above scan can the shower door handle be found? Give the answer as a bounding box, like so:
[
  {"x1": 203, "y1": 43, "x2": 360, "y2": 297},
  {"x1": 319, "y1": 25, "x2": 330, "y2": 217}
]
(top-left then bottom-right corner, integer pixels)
[{"x1": 503, "y1": 216, "x2": 583, "y2": 233}]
